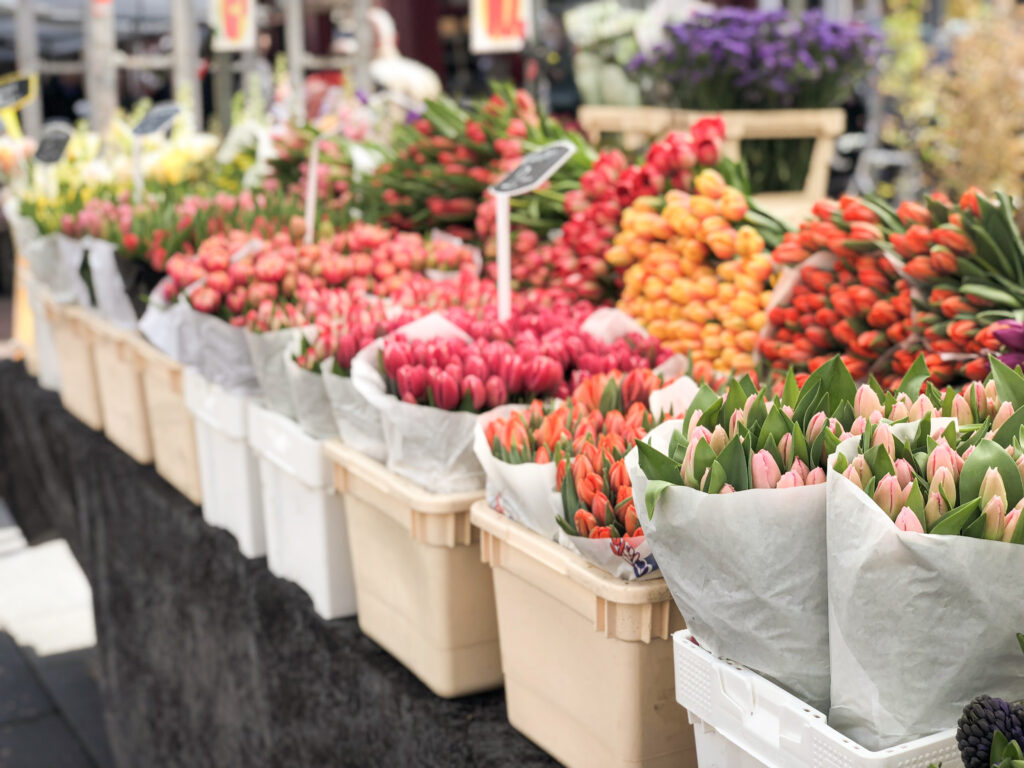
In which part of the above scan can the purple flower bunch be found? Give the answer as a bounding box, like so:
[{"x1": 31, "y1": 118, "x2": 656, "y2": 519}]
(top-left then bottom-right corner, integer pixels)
[{"x1": 632, "y1": 9, "x2": 882, "y2": 110}]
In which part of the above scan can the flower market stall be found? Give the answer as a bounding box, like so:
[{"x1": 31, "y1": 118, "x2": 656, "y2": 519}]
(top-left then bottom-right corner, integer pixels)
[{"x1": 4, "y1": 14, "x2": 1024, "y2": 765}]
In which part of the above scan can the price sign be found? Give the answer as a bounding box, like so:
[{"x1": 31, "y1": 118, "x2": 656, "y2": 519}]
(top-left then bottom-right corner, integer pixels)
[
  {"x1": 209, "y1": 0, "x2": 257, "y2": 52},
  {"x1": 488, "y1": 140, "x2": 576, "y2": 321},
  {"x1": 36, "y1": 124, "x2": 73, "y2": 164},
  {"x1": 0, "y1": 72, "x2": 38, "y2": 141},
  {"x1": 133, "y1": 102, "x2": 180, "y2": 136},
  {"x1": 470, "y1": 0, "x2": 533, "y2": 54}
]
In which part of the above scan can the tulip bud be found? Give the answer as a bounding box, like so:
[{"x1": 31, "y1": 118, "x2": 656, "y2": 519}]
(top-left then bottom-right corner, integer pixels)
[
  {"x1": 742, "y1": 395, "x2": 757, "y2": 420},
  {"x1": 854, "y1": 385, "x2": 882, "y2": 419},
  {"x1": 778, "y1": 433, "x2": 795, "y2": 470},
  {"x1": 431, "y1": 370, "x2": 461, "y2": 410},
  {"x1": 720, "y1": 484, "x2": 735, "y2": 494},
  {"x1": 850, "y1": 416, "x2": 867, "y2": 436},
  {"x1": 894, "y1": 458, "x2": 914, "y2": 488},
  {"x1": 574, "y1": 509, "x2": 598, "y2": 537},
  {"x1": 870, "y1": 423, "x2": 895, "y2": 459},
  {"x1": 928, "y1": 465, "x2": 956, "y2": 505},
  {"x1": 993, "y1": 401, "x2": 1015, "y2": 431},
  {"x1": 777, "y1": 470, "x2": 804, "y2": 489},
  {"x1": 484, "y1": 375, "x2": 508, "y2": 409},
  {"x1": 927, "y1": 443, "x2": 961, "y2": 483},
  {"x1": 962, "y1": 381, "x2": 988, "y2": 419},
  {"x1": 710, "y1": 425, "x2": 728, "y2": 454},
  {"x1": 806, "y1": 411, "x2": 827, "y2": 444},
  {"x1": 888, "y1": 401, "x2": 909, "y2": 421},
  {"x1": 895, "y1": 506, "x2": 925, "y2": 533},
  {"x1": 624, "y1": 505, "x2": 641, "y2": 536},
  {"x1": 982, "y1": 495, "x2": 1006, "y2": 540},
  {"x1": 461, "y1": 374, "x2": 487, "y2": 411},
  {"x1": 924, "y1": 491, "x2": 948, "y2": 527},
  {"x1": 848, "y1": 455, "x2": 872, "y2": 488},
  {"x1": 950, "y1": 393, "x2": 972, "y2": 424},
  {"x1": 908, "y1": 394, "x2": 934, "y2": 421},
  {"x1": 1016, "y1": 455, "x2": 1024, "y2": 488},
  {"x1": 1002, "y1": 502, "x2": 1022, "y2": 543},
  {"x1": 591, "y1": 492, "x2": 612, "y2": 526},
  {"x1": 805, "y1": 467, "x2": 826, "y2": 485},
  {"x1": 873, "y1": 474, "x2": 908, "y2": 520},
  {"x1": 751, "y1": 450, "x2": 782, "y2": 489},
  {"x1": 979, "y1": 467, "x2": 1008, "y2": 510},
  {"x1": 986, "y1": 380, "x2": 999, "y2": 402},
  {"x1": 791, "y1": 458, "x2": 810, "y2": 482},
  {"x1": 728, "y1": 409, "x2": 745, "y2": 438}
]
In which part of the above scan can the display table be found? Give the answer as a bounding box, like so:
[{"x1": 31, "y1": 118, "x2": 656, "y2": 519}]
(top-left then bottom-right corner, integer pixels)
[{"x1": 0, "y1": 362, "x2": 555, "y2": 767}]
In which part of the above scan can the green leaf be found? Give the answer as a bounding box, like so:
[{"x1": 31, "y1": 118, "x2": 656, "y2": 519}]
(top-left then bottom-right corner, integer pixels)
[
  {"x1": 705, "y1": 461, "x2": 727, "y2": 494},
  {"x1": 925, "y1": 196, "x2": 949, "y2": 224},
  {"x1": 722, "y1": 379, "x2": 748, "y2": 424},
  {"x1": 960, "y1": 439, "x2": 1024, "y2": 509},
  {"x1": 793, "y1": 381, "x2": 822, "y2": 427},
  {"x1": 833, "y1": 400, "x2": 855, "y2": 432},
  {"x1": 991, "y1": 357, "x2": 1024, "y2": 407},
  {"x1": 833, "y1": 451, "x2": 849, "y2": 474},
  {"x1": 906, "y1": 483, "x2": 927, "y2": 529},
  {"x1": 963, "y1": 510, "x2": 988, "y2": 539},
  {"x1": 636, "y1": 440, "x2": 683, "y2": 484},
  {"x1": 598, "y1": 376, "x2": 622, "y2": 414},
  {"x1": 799, "y1": 356, "x2": 856, "y2": 414},
  {"x1": 991, "y1": 731, "x2": 1011, "y2": 764},
  {"x1": 792, "y1": 423, "x2": 809, "y2": 466},
  {"x1": 1017, "y1": 633, "x2": 1024, "y2": 655},
  {"x1": 692, "y1": 440, "x2": 718, "y2": 489},
  {"x1": 967, "y1": 221, "x2": 1016, "y2": 281},
  {"x1": 689, "y1": 384, "x2": 723, "y2": 419},
  {"x1": 758, "y1": 405, "x2": 794, "y2": 450},
  {"x1": 930, "y1": 498, "x2": 981, "y2": 535},
  {"x1": 897, "y1": 354, "x2": 931, "y2": 398},
  {"x1": 668, "y1": 430, "x2": 686, "y2": 463},
  {"x1": 717, "y1": 435, "x2": 749, "y2": 491},
  {"x1": 782, "y1": 368, "x2": 799, "y2": 408},
  {"x1": 736, "y1": 374, "x2": 758, "y2": 397},
  {"x1": 864, "y1": 443, "x2": 896, "y2": 481},
  {"x1": 644, "y1": 480, "x2": 674, "y2": 519},
  {"x1": 747, "y1": 396, "x2": 769, "y2": 433},
  {"x1": 962, "y1": 282, "x2": 1023, "y2": 309}
]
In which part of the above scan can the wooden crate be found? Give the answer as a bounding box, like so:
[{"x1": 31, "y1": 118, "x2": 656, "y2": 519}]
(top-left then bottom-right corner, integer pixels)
[
  {"x1": 576, "y1": 106, "x2": 846, "y2": 224},
  {"x1": 46, "y1": 302, "x2": 103, "y2": 430}
]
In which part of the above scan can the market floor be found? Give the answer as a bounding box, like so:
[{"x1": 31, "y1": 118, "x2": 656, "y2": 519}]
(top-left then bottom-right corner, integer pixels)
[{"x1": 0, "y1": 500, "x2": 114, "y2": 768}]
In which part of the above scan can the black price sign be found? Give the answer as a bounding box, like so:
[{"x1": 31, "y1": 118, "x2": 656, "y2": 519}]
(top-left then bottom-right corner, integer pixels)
[
  {"x1": 133, "y1": 103, "x2": 180, "y2": 136},
  {"x1": 36, "y1": 126, "x2": 72, "y2": 164},
  {"x1": 490, "y1": 140, "x2": 577, "y2": 197},
  {"x1": 0, "y1": 74, "x2": 34, "y2": 112}
]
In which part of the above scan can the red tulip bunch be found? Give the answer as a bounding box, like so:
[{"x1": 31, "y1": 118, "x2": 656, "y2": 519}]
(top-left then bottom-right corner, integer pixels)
[{"x1": 380, "y1": 323, "x2": 669, "y2": 412}]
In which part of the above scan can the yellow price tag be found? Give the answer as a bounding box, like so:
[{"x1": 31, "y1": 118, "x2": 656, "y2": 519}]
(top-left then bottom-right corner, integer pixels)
[{"x1": 0, "y1": 72, "x2": 39, "y2": 141}]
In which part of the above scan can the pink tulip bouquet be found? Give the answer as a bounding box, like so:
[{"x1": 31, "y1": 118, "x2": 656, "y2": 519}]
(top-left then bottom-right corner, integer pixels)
[{"x1": 826, "y1": 402, "x2": 1024, "y2": 751}]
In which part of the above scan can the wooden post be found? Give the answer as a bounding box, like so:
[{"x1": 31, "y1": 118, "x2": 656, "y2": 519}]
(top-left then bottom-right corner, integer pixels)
[
  {"x1": 14, "y1": 0, "x2": 42, "y2": 137},
  {"x1": 171, "y1": 0, "x2": 202, "y2": 129},
  {"x1": 83, "y1": 0, "x2": 118, "y2": 133},
  {"x1": 284, "y1": 0, "x2": 306, "y2": 122}
]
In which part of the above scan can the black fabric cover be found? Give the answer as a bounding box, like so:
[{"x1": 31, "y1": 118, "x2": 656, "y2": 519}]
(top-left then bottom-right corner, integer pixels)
[
  {"x1": 0, "y1": 362, "x2": 555, "y2": 768},
  {"x1": 113, "y1": 255, "x2": 163, "y2": 319}
]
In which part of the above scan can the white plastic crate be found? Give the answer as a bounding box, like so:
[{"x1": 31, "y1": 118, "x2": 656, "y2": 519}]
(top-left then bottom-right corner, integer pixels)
[
  {"x1": 184, "y1": 368, "x2": 265, "y2": 558},
  {"x1": 673, "y1": 631, "x2": 959, "y2": 768},
  {"x1": 248, "y1": 402, "x2": 356, "y2": 619},
  {"x1": 24, "y1": 276, "x2": 61, "y2": 391}
]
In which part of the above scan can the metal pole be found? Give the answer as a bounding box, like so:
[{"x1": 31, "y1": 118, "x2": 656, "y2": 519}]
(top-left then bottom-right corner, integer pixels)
[
  {"x1": 353, "y1": 0, "x2": 372, "y2": 95},
  {"x1": 15, "y1": 0, "x2": 42, "y2": 137},
  {"x1": 171, "y1": 0, "x2": 202, "y2": 129},
  {"x1": 83, "y1": 0, "x2": 118, "y2": 134},
  {"x1": 284, "y1": 0, "x2": 306, "y2": 122}
]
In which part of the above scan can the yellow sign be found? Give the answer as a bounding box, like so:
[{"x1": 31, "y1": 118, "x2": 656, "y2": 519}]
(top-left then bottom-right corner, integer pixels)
[
  {"x1": 0, "y1": 72, "x2": 38, "y2": 141},
  {"x1": 470, "y1": 0, "x2": 533, "y2": 55},
  {"x1": 210, "y1": 0, "x2": 256, "y2": 53}
]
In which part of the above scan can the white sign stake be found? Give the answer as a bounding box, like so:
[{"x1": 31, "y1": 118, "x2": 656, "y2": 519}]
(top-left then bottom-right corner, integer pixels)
[
  {"x1": 488, "y1": 139, "x2": 576, "y2": 321},
  {"x1": 303, "y1": 137, "x2": 320, "y2": 245}
]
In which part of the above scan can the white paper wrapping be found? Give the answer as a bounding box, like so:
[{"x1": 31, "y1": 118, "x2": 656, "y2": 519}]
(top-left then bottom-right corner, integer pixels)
[
  {"x1": 283, "y1": 344, "x2": 338, "y2": 439},
  {"x1": 321, "y1": 361, "x2": 387, "y2": 462},
  {"x1": 556, "y1": 526, "x2": 660, "y2": 581},
  {"x1": 350, "y1": 313, "x2": 485, "y2": 493},
  {"x1": 580, "y1": 306, "x2": 648, "y2": 340},
  {"x1": 138, "y1": 279, "x2": 196, "y2": 363},
  {"x1": 649, "y1": 375, "x2": 699, "y2": 419},
  {"x1": 826, "y1": 440, "x2": 1024, "y2": 750},
  {"x1": 472, "y1": 405, "x2": 560, "y2": 539},
  {"x1": 245, "y1": 327, "x2": 302, "y2": 418},
  {"x1": 82, "y1": 237, "x2": 137, "y2": 329},
  {"x1": 22, "y1": 233, "x2": 90, "y2": 305},
  {"x1": 627, "y1": 420, "x2": 831, "y2": 712},
  {"x1": 181, "y1": 305, "x2": 258, "y2": 394},
  {"x1": 2, "y1": 196, "x2": 38, "y2": 257}
]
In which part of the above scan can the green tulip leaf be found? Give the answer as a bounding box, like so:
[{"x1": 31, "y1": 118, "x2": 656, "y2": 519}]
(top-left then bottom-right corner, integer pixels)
[
  {"x1": 692, "y1": 439, "x2": 718, "y2": 489},
  {"x1": 991, "y1": 356, "x2": 1024, "y2": 408},
  {"x1": 897, "y1": 354, "x2": 931, "y2": 398},
  {"x1": 705, "y1": 461, "x2": 727, "y2": 494},
  {"x1": 782, "y1": 368, "x2": 799, "y2": 408},
  {"x1": 963, "y1": 511, "x2": 988, "y2": 539},
  {"x1": 717, "y1": 435, "x2": 749, "y2": 491},
  {"x1": 832, "y1": 451, "x2": 849, "y2": 474},
  {"x1": 930, "y1": 498, "x2": 981, "y2": 535},
  {"x1": 758, "y1": 404, "x2": 794, "y2": 451},
  {"x1": 636, "y1": 439, "x2": 683, "y2": 485},
  {"x1": 792, "y1": 423, "x2": 809, "y2": 466},
  {"x1": 598, "y1": 376, "x2": 622, "y2": 414},
  {"x1": 722, "y1": 380, "x2": 747, "y2": 425},
  {"x1": 643, "y1": 480, "x2": 673, "y2": 519},
  {"x1": 960, "y1": 439, "x2": 1024, "y2": 509}
]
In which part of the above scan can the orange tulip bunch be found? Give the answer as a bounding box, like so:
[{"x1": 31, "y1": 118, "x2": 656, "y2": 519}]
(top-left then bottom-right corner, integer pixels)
[
  {"x1": 604, "y1": 169, "x2": 774, "y2": 375},
  {"x1": 484, "y1": 369, "x2": 672, "y2": 539}
]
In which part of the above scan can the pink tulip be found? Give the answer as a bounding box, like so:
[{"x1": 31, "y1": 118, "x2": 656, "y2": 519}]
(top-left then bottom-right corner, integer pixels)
[
  {"x1": 484, "y1": 375, "x2": 508, "y2": 409},
  {"x1": 950, "y1": 393, "x2": 972, "y2": 424},
  {"x1": 962, "y1": 381, "x2": 989, "y2": 419},
  {"x1": 982, "y1": 495, "x2": 1006, "y2": 540},
  {"x1": 850, "y1": 416, "x2": 867, "y2": 436},
  {"x1": 430, "y1": 370, "x2": 461, "y2": 410},
  {"x1": 751, "y1": 450, "x2": 782, "y2": 490},
  {"x1": 893, "y1": 458, "x2": 913, "y2": 487},
  {"x1": 979, "y1": 467, "x2": 1008, "y2": 509},
  {"x1": 848, "y1": 455, "x2": 872, "y2": 488},
  {"x1": 854, "y1": 385, "x2": 882, "y2": 418},
  {"x1": 524, "y1": 355, "x2": 562, "y2": 396},
  {"x1": 1002, "y1": 505, "x2": 1021, "y2": 543},
  {"x1": 926, "y1": 442, "x2": 961, "y2": 483},
  {"x1": 382, "y1": 340, "x2": 412, "y2": 378},
  {"x1": 895, "y1": 506, "x2": 924, "y2": 533},
  {"x1": 776, "y1": 470, "x2": 804, "y2": 489},
  {"x1": 396, "y1": 364, "x2": 426, "y2": 402},
  {"x1": 924, "y1": 491, "x2": 948, "y2": 527},
  {"x1": 806, "y1": 411, "x2": 827, "y2": 444},
  {"x1": 908, "y1": 394, "x2": 934, "y2": 421},
  {"x1": 728, "y1": 408, "x2": 745, "y2": 437},
  {"x1": 871, "y1": 423, "x2": 895, "y2": 458},
  {"x1": 791, "y1": 457, "x2": 810, "y2": 482},
  {"x1": 710, "y1": 425, "x2": 728, "y2": 454},
  {"x1": 805, "y1": 467, "x2": 826, "y2": 485},
  {"x1": 993, "y1": 401, "x2": 1015, "y2": 431},
  {"x1": 873, "y1": 474, "x2": 907, "y2": 520},
  {"x1": 462, "y1": 374, "x2": 487, "y2": 411},
  {"x1": 720, "y1": 484, "x2": 735, "y2": 494},
  {"x1": 888, "y1": 400, "x2": 909, "y2": 421},
  {"x1": 778, "y1": 433, "x2": 794, "y2": 470}
]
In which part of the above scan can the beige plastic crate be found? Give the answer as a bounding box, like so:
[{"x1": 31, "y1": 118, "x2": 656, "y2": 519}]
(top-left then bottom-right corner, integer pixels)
[
  {"x1": 137, "y1": 342, "x2": 202, "y2": 504},
  {"x1": 91, "y1": 319, "x2": 154, "y2": 464},
  {"x1": 11, "y1": 258, "x2": 36, "y2": 374},
  {"x1": 46, "y1": 301, "x2": 103, "y2": 430},
  {"x1": 323, "y1": 440, "x2": 500, "y2": 698},
  {"x1": 472, "y1": 501, "x2": 696, "y2": 768}
]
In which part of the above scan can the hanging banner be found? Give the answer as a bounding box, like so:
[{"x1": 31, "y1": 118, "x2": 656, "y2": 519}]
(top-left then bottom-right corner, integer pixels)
[
  {"x1": 0, "y1": 72, "x2": 38, "y2": 140},
  {"x1": 470, "y1": 0, "x2": 533, "y2": 55},
  {"x1": 210, "y1": 0, "x2": 257, "y2": 52}
]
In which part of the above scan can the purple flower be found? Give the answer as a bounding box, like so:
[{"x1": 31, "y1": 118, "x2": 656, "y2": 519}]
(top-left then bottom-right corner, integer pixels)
[{"x1": 995, "y1": 321, "x2": 1024, "y2": 351}]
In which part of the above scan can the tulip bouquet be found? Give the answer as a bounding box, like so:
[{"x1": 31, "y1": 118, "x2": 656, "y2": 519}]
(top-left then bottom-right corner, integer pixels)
[
  {"x1": 606, "y1": 168, "x2": 775, "y2": 375},
  {"x1": 826, "y1": 412, "x2": 1024, "y2": 751},
  {"x1": 628, "y1": 355, "x2": 930, "y2": 712}
]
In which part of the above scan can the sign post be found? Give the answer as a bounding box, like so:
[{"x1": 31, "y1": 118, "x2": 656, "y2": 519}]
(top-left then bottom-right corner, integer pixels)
[
  {"x1": 35, "y1": 121, "x2": 73, "y2": 200},
  {"x1": 488, "y1": 139, "x2": 576, "y2": 321},
  {"x1": 131, "y1": 102, "x2": 181, "y2": 203}
]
